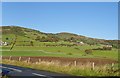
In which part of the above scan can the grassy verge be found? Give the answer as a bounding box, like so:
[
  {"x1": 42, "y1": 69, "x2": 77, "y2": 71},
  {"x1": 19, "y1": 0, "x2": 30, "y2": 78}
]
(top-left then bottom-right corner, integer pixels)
[{"x1": 2, "y1": 59, "x2": 119, "y2": 76}]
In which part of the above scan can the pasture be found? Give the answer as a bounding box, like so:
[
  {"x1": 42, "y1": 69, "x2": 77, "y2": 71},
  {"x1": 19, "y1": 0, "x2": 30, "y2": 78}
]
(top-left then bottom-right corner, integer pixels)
[{"x1": 1, "y1": 44, "x2": 118, "y2": 61}]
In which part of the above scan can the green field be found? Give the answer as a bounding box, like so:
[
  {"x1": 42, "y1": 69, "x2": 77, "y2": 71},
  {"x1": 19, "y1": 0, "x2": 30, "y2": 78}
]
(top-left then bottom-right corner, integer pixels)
[{"x1": 1, "y1": 45, "x2": 118, "y2": 60}]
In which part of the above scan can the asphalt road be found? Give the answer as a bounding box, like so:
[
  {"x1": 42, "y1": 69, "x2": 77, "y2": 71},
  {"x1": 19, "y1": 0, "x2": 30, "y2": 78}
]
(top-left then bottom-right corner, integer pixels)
[{"x1": 0, "y1": 64, "x2": 84, "y2": 78}]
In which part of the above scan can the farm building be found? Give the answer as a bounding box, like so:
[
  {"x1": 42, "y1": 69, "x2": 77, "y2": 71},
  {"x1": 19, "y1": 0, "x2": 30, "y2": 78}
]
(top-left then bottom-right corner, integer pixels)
[
  {"x1": 0, "y1": 41, "x2": 8, "y2": 46},
  {"x1": 75, "y1": 41, "x2": 84, "y2": 45}
]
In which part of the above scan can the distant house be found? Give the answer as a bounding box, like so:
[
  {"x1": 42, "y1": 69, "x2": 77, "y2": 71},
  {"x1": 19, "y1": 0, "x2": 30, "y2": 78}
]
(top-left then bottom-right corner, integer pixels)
[
  {"x1": 103, "y1": 45, "x2": 112, "y2": 50},
  {"x1": 0, "y1": 41, "x2": 8, "y2": 46},
  {"x1": 103, "y1": 45, "x2": 112, "y2": 48},
  {"x1": 0, "y1": 41, "x2": 3, "y2": 46},
  {"x1": 80, "y1": 42, "x2": 84, "y2": 45},
  {"x1": 76, "y1": 41, "x2": 84, "y2": 45}
]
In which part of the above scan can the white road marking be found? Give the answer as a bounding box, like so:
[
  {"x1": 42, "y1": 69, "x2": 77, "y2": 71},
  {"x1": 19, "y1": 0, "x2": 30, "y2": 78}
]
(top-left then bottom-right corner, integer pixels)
[
  {"x1": 7, "y1": 67, "x2": 22, "y2": 72},
  {"x1": 0, "y1": 66, "x2": 7, "y2": 68},
  {"x1": 2, "y1": 66, "x2": 22, "y2": 72},
  {"x1": 32, "y1": 73, "x2": 46, "y2": 77}
]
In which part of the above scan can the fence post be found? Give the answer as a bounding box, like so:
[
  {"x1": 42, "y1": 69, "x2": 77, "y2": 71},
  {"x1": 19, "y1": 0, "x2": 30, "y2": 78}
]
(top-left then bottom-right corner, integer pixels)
[
  {"x1": 111, "y1": 63, "x2": 114, "y2": 70},
  {"x1": 0, "y1": 56, "x2": 2, "y2": 60},
  {"x1": 9, "y1": 56, "x2": 12, "y2": 60},
  {"x1": 74, "y1": 61, "x2": 77, "y2": 66},
  {"x1": 36, "y1": 62, "x2": 38, "y2": 64},
  {"x1": 0, "y1": 56, "x2": 2, "y2": 62},
  {"x1": 28, "y1": 57, "x2": 30, "y2": 63},
  {"x1": 19, "y1": 56, "x2": 21, "y2": 61},
  {"x1": 39, "y1": 59, "x2": 41, "y2": 62},
  {"x1": 92, "y1": 62, "x2": 95, "y2": 70}
]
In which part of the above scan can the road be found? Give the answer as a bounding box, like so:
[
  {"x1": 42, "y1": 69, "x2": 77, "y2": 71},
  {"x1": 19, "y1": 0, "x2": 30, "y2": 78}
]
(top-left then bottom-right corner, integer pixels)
[{"x1": 0, "y1": 64, "x2": 84, "y2": 78}]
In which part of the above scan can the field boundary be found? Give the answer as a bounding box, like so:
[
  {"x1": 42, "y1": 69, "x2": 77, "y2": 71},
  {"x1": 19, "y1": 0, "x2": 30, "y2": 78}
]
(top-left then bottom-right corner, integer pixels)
[{"x1": 2, "y1": 56, "x2": 118, "y2": 66}]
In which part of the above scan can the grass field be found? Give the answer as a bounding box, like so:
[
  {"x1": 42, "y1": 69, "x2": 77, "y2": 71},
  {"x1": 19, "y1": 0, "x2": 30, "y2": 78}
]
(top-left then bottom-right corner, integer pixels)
[{"x1": 1, "y1": 45, "x2": 118, "y2": 60}]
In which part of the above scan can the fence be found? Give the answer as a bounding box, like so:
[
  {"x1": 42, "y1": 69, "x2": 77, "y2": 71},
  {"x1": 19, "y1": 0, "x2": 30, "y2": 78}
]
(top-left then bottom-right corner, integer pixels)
[{"x1": 2, "y1": 56, "x2": 117, "y2": 70}]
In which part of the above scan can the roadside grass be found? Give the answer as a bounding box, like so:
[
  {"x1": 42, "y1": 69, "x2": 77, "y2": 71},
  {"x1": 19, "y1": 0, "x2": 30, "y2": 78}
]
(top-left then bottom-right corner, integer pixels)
[
  {"x1": 2, "y1": 59, "x2": 119, "y2": 76},
  {"x1": 1, "y1": 76, "x2": 8, "y2": 78}
]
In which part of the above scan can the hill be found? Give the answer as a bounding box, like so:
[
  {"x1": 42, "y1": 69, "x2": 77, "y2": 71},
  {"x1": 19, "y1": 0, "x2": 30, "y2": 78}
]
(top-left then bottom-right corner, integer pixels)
[{"x1": 0, "y1": 26, "x2": 119, "y2": 48}]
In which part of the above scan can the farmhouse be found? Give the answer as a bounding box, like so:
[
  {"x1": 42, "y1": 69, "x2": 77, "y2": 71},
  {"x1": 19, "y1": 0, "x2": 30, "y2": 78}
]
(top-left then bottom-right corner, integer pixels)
[
  {"x1": 75, "y1": 41, "x2": 84, "y2": 45},
  {"x1": 103, "y1": 45, "x2": 112, "y2": 50},
  {"x1": 0, "y1": 41, "x2": 8, "y2": 46},
  {"x1": 105, "y1": 45, "x2": 112, "y2": 47}
]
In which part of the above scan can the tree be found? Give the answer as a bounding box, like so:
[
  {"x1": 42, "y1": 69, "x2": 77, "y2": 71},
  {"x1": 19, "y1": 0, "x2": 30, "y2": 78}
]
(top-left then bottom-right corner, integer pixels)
[
  {"x1": 30, "y1": 41, "x2": 34, "y2": 46},
  {"x1": 85, "y1": 49, "x2": 92, "y2": 55},
  {"x1": 10, "y1": 27, "x2": 24, "y2": 50},
  {"x1": 35, "y1": 36, "x2": 41, "y2": 41},
  {"x1": 10, "y1": 35, "x2": 17, "y2": 50},
  {"x1": 40, "y1": 36, "x2": 46, "y2": 42},
  {"x1": 6, "y1": 37, "x2": 9, "y2": 40}
]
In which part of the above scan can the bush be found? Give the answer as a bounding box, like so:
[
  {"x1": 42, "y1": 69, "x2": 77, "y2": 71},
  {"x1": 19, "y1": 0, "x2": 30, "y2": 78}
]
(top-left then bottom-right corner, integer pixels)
[
  {"x1": 85, "y1": 49, "x2": 92, "y2": 55},
  {"x1": 67, "y1": 52, "x2": 73, "y2": 55},
  {"x1": 92, "y1": 46, "x2": 112, "y2": 50},
  {"x1": 74, "y1": 47, "x2": 79, "y2": 50},
  {"x1": 58, "y1": 50, "x2": 61, "y2": 52}
]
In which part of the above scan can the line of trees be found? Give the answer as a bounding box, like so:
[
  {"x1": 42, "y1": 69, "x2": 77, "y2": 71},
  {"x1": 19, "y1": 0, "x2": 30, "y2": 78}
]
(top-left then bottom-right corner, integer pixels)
[{"x1": 35, "y1": 36, "x2": 59, "y2": 42}]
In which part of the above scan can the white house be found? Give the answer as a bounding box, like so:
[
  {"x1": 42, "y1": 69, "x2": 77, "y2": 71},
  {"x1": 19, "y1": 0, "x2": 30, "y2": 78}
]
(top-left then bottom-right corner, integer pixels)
[
  {"x1": 76, "y1": 41, "x2": 84, "y2": 45},
  {"x1": 0, "y1": 41, "x2": 8, "y2": 46},
  {"x1": 80, "y1": 41, "x2": 84, "y2": 45}
]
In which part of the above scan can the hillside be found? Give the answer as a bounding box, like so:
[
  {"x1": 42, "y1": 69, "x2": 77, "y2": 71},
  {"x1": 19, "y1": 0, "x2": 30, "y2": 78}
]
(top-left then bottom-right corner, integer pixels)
[{"x1": 0, "y1": 26, "x2": 119, "y2": 48}]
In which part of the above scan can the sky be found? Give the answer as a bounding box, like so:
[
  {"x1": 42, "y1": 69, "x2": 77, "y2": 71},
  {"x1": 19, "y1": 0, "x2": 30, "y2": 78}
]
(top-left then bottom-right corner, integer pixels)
[
  {"x1": 1, "y1": 0, "x2": 119, "y2": 2},
  {"x1": 2, "y1": 2, "x2": 118, "y2": 40}
]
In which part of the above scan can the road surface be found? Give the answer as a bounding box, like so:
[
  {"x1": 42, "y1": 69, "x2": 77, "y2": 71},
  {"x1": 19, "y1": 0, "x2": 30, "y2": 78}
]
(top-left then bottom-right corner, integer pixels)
[{"x1": 0, "y1": 64, "x2": 84, "y2": 78}]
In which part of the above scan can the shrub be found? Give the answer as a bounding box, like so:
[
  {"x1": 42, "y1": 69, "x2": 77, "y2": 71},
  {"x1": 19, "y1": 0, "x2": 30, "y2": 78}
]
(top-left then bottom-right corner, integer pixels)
[
  {"x1": 67, "y1": 52, "x2": 73, "y2": 55},
  {"x1": 74, "y1": 47, "x2": 79, "y2": 50},
  {"x1": 85, "y1": 49, "x2": 92, "y2": 55},
  {"x1": 58, "y1": 50, "x2": 61, "y2": 52},
  {"x1": 6, "y1": 37, "x2": 9, "y2": 40},
  {"x1": 92, "y1": 46, "x2": 112, "y2": 50}
]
